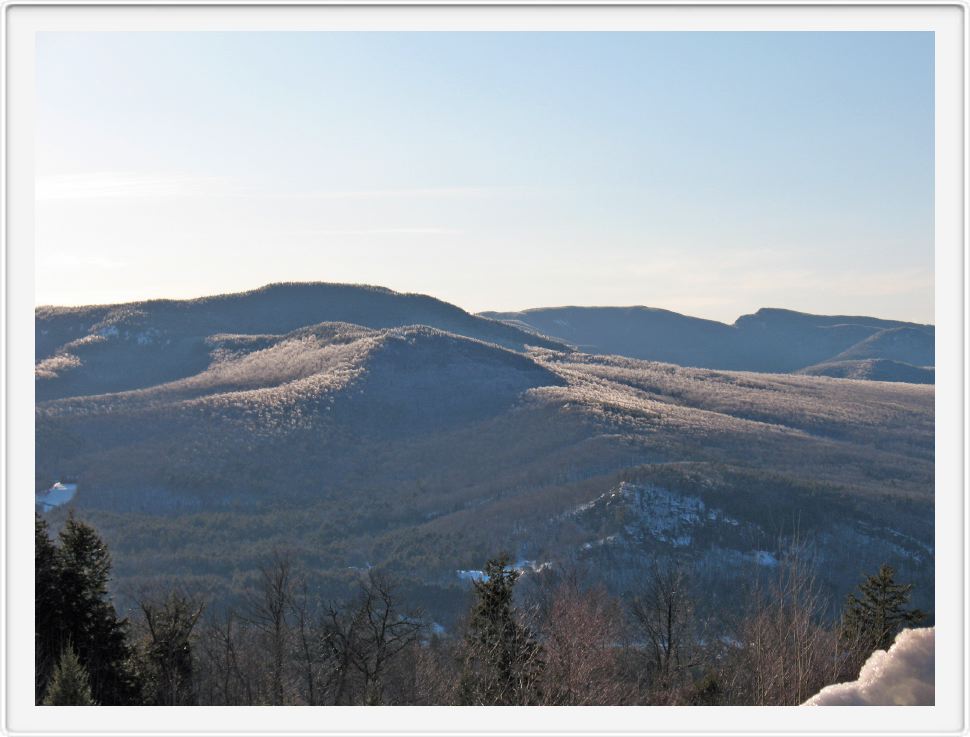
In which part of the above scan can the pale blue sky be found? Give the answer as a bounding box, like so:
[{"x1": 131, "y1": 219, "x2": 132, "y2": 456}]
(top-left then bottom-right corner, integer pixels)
[{"x1": 36, "y1": 32, "x2": 934, "y2": 322}]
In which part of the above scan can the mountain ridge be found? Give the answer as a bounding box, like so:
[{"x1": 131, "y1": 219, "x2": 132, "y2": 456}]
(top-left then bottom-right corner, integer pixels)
[
  {"x1": 36, "y1": 282, "x2": 567, "y2": 401},
  {"x1": 481, "y1": 304, "x2": 934, "y2": 380}
]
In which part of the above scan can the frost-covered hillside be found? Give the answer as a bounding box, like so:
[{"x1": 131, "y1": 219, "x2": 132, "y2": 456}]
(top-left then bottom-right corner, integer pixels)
[{"x1": 35, "y1": 283, "x2": 935, "y2": 623}]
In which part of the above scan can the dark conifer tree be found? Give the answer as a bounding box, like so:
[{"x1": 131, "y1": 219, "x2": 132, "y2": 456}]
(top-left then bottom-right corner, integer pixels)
[
  {"x1": 43, "y1": 644, "x2": 97, "y2": 706},
  {"x1": 53, "y1": 514, "x2": 141, "y2": 704},
  {"x1": 457, "y1": 555, "x2": 544, "y2": 705},
  {"x1": 840, "y1": 564, "x2": 926, "y2": 658},
  {"x1": 35, "y1": 515, "x2": 64, "y2": 700}
]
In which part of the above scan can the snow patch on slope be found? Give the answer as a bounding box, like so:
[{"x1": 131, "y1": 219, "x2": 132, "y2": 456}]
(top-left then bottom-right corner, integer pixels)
[
  {"x1": 568, "y1": 481, "x2": 742, "y2": 549},
  {"x1": 457, "y1": 569, "x2": 487, "y2": 582},
  {"x1": 36, "y1": 482, "x2": 78, "y2": 511}
]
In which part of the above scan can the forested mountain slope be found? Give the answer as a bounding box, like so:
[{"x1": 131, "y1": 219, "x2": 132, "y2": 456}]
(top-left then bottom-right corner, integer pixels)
[
  {"x1": 36, "y1": 287, "x2": 935, "y2": 623},
  {"x1": 36, "y1": 283, "x2": 565, "y2": 400}
]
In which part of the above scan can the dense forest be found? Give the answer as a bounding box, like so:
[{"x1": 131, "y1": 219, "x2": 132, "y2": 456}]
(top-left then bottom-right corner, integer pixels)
[{"x1": 36, "y1": 513, "x2": 926, "y2": 707}]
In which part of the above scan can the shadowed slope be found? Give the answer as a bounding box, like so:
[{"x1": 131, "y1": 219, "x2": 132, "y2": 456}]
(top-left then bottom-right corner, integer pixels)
[
  {"x1": 797, "y1": 359, "x2": 934, "y2": 384},
  {"x1": 481, "y1": 306, "x2": 738, "y2": 366},
  {"x1": 483, "y1": 305, "x2": 934, "y2": 378},
  {"x1": 830, "y1": 327, "x2": 934, "y2": 366}
]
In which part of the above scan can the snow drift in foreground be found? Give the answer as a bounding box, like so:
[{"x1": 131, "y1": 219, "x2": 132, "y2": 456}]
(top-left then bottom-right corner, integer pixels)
[{"x1": 803, "y1": 627, "x2": 934, "y2": 706}]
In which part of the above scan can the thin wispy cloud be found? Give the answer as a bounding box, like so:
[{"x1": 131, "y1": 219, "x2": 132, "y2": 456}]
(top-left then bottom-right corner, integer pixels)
[
  {"x1": 36, "y1": 173, "x2": 522, "y2": 203},
  {"x1": 36, "y1": 172, "x2": 239, "y2": 201},
  {"x1": 284, "y1": 227, "x2": 462, "y2": 237},
  {"x1": 272, "y1": 186, "x2": 523, "y2": 201}
]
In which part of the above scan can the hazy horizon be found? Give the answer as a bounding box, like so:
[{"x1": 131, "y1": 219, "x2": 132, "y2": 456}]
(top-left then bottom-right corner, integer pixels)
[
  {"x1": 36, "y1": 31, "x2": 934, "y2": 323},
  {"x1": 35, "y1": 279, "x2": 936, "y2": 328}
]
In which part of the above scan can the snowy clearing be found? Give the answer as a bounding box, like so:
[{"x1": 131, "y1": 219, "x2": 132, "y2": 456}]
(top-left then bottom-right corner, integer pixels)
[{"x1": 36, "y1": 482, "x2": 77, "y2": 512}]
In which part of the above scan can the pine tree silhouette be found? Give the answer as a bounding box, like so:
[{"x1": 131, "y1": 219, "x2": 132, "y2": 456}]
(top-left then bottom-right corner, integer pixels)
[
  {"x1": 841, "y1": 564, "x2": 926, "y2": 657},
  {"x1": 35, "y1": 513, "x2": 141, "y2": 704},
  {"x1": 43, "y1": 645, "x2": 96, "y2": 706},
  {"x1": 458, "y1": 555, "x2": 544, "y2": 705}
]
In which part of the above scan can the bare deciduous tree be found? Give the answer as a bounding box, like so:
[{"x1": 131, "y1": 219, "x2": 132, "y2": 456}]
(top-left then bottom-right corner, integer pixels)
[
  {"x1": 320, "y1": 571, "x2": 424, "y2": 705},
  {"x1": 243, "y1": 550, "x2": 295, "y2": 704},
  {"x1": 136, "y1": 590, "x2": 205, "y2": 705},
  {"x1": 195, "y1": 608, "x2": 253, "y2": 705},
  {"x1": 290, "y1": 577, "x2": 320, "y2": 705},
  {"x1": 629, "y1": 563, "x2": 695, "y2": 702},
  {"x1": 540, "y1": 579, "x2": 632, "y2": 705},
  {"x1": 720, "y1": 553, "x2": 839, "y2": 705}
]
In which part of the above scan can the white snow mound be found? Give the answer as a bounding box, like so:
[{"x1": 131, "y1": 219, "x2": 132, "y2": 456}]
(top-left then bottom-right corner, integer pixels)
[{"x1": 802, "y1": 627, "x2": 934, "y2": 706}]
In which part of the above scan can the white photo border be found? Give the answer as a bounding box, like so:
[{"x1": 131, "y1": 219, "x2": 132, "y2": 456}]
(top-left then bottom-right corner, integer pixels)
[{"x1": 2, "y1": 2, "x2": 966, "y2": 735}]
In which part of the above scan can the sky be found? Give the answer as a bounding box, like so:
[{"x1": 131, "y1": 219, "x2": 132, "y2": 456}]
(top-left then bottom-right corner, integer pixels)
[{"x1": 35, "y1": 32, "x2": 934, "y2": 323}]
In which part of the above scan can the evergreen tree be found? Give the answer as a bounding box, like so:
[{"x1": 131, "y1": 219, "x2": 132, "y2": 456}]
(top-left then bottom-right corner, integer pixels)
[
  {"x1": 36, "y1": 515, "x2": 64, "y2": 700},
  {"x1": 840, "y1": 564, "x2": 926, "y2": 658},
  {"x1": 457, "y1": 555, "x2": 544, "y2": 705},
  {"x1": 42, "y1": 645, "x2": 96, "y2": 706},
  {"x1": 53, "y1": 514, "x2": 141, "y2": 704}
]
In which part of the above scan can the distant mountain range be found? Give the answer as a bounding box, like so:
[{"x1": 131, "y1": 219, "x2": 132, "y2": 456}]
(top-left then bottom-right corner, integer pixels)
[
  {"x1": 480, "y1": 306, "x2": 934, "y2": 383},
  {"x1": 35, "y1": 284, "x2": 935, "y2": 624}
]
